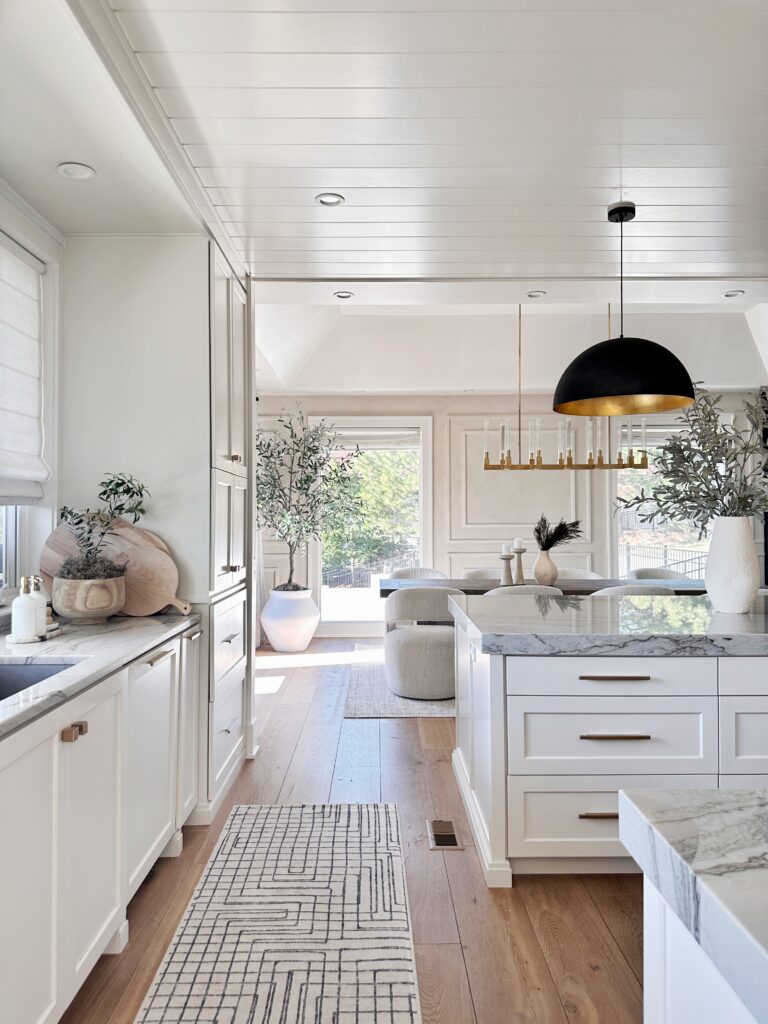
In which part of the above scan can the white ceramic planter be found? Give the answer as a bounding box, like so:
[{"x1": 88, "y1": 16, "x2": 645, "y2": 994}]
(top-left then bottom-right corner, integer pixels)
[
  {"x1": 533, "y1": 550, "x2": 558, "y2": 586},
  {"x1": 260, "y1": 588, "x2": 320, "y2": 652},
  {"x1": 705, "y1": 516, "x2": 760, "y2": 614}
]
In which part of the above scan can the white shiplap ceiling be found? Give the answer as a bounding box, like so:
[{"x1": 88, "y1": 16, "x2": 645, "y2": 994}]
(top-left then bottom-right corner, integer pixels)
[{"x1": 103, "y1": 0, "x2": 768, "y2": 282}]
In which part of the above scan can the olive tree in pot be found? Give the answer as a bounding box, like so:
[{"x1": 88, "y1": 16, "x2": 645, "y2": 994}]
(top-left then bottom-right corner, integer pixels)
[
  {"x1": 618, "y1": 390, "x2": 768, "y2": 613},
  {"x1": 53, "y1": 473, "x2": 150, "y2": 622},
  {"x1": 255, "y1": 412, "x2": 360, "y2": 652}
]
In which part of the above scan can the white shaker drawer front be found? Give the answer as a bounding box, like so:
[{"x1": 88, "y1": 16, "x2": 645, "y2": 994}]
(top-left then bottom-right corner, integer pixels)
[
  {"x1": 507, "y1": 774, "x2": 717, "y2": 858},
  {"x1": 505, "y1": 656, "x2": 717, "y2": 697},
  {"x1": 212, "y1": 590, "x2": 247, "y2": 682},
  {"x1": 212, "y1": 664, "x2": 245, "y2": 787},
  {"x1": 718, "y1": 659, "x2": 768, "y2": 696},
  {"x1": 719, "y1": 697, "x2": 768, "y2": 774},
  {"x1": 507, "y1": 696, "x2": 718, "y2": 775}
]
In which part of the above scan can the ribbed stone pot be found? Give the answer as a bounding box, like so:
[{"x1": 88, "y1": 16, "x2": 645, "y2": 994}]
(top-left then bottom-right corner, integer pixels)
[
  {"x1": 705, "y1": 516, "x2": 759, "y2": 614},
  {"x1": 52, "y1": 576, "x2": 126, "y2": 624}
]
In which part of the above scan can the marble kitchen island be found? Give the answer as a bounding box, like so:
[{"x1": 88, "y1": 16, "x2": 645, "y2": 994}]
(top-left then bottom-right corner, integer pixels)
[
  {"x1": 620, "y1": 788, "x2": 768, "y2": 1024},
  {"x1": 450, "y1": 593, "x2": 768, "y2": 885}
]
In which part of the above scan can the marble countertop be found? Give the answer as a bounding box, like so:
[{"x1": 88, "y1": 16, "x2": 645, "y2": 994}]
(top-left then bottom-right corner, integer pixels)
[
  {"x1": 619, "y1": 788, "x2": 768, "y2": 1023},
  {"x1": 0, "y1": 614, "x2": 199, "y2": 740},
  {"x1": 449, "y1": 592, "x2": 768, "y2": 656}
]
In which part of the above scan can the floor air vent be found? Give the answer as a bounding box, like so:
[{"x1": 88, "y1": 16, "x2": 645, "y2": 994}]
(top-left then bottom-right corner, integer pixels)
[{"x1": 427, "y1": 819, "x2": 463, "y2": 850}]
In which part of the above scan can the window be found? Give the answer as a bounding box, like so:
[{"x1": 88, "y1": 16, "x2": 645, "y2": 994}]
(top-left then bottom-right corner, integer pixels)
[
  {"x1": 0, "y1": 235, "x2": 49, "y2": 505},
  {"x1": 616, "y1": 421, "x2": 709, "y2": 578},
  {"x1": 0, "y1": 506, "x2": 17, "y2": 587},
  {"x1": 316, "y1": 419, "x2": 431, "y2": 626}
]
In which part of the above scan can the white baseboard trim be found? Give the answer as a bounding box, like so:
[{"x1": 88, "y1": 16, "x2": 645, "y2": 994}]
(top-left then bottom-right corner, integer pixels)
[
  {"x1": 509, "y1": 856, "x2": 640, "y2": 874},
  {"x1": 160, "y1": 829, "x2": 184, "y2": 858},
  {"x1": 187, "y1": 748, "x2": 246, "y2": 826},
  {"x1": 103, "y1": 918, "x2": 129, "y2": 956},
  {"x1": 452, "y1": 748, "x2": 512, "y2": 887}
]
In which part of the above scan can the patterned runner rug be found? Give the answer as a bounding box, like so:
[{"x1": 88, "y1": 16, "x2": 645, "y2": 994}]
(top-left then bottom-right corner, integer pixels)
[{"x1": 135, "y1": 804, "x2": 421, "y2": 1024}]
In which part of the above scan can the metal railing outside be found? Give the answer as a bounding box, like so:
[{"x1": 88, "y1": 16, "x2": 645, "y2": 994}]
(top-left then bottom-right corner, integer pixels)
[{"x1": 322, "y1": 548, "x2": 420, "y2": 589}]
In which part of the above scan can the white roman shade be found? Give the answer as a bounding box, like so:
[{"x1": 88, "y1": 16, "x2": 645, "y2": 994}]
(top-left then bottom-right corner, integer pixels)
[
  {"x1": 0, "y1": 237, "x2": 49, "y2": 503},
  {"x1": 333, "y1": 426, "x2": 422, "y2": 451}
]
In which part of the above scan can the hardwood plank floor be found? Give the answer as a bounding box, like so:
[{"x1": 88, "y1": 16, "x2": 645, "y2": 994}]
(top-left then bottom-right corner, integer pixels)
[{"x1": 61, "y1": 638, "x2": 642, "y2": 1024}]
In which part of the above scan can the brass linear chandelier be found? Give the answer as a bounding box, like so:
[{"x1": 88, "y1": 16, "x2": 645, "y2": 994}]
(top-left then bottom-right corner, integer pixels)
[{"x1": 482, "y1": 305, "x2": 649, "y2": 472}]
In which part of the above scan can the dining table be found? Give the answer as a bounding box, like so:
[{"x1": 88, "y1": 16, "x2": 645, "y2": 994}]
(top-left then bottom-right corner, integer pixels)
[{"x1": 378, "y1": 577, "x2": 706, "y2": 597}]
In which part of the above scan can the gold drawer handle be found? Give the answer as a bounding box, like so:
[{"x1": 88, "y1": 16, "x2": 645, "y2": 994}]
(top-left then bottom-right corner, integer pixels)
[
  {"x1": 222, "y1": 564, "x2": 243, "y2": 573},
  {"x1": 578, "y1": 675, "x2": 652, "y2": 682},
  {"x1": 147, "y1": 650, "x2": 173, "y2": 668},
  {"x1": 579, "y1": 811, "x2": 619, "y2": 820},
  {"x1": 184, "y1": 630, "x2": 203, "y2": 642},
  {"x1": 221, "y1": 632, "x2": 240, "y2": 645},
  {"x1": 61, "y1": 720, "x2": 88, "y2": 743},
  {"x1": 580, "y1": 733, "x2": 652, "y2": 741},
  {"x1": 229, "y1": 454, "x2": 242, "y2": 463}
]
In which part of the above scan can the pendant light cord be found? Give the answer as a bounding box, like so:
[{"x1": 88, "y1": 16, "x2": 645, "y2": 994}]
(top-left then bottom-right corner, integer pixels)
[{"x1": 620, "y1": 217, "x2": 624, "y2": 338}]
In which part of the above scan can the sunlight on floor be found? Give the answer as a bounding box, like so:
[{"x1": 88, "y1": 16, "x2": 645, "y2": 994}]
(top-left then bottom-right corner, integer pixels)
[
  {"x1": 254, "y1": 647, "x2": 384, "y2": 670},
  {"x1": 252, "y1": 674, "x2": 287, "y2": 695}
]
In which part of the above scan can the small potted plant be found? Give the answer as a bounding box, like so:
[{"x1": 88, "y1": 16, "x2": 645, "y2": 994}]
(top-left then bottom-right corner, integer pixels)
[
  {"x1": 618, "y1": 389, "x2": 768, "y2": 613},
  {"x1": 532, "y1": 514, "x2": 583, "y2": 586},
  {"x1": 53, "y1": 473, "x2": 149, "y2": 623},
  {"x1": 255, "y1": 412, "x2": 360, "y2": 651}
]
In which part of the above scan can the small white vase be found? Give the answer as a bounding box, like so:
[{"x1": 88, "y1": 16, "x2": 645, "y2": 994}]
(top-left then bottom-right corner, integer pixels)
[
  {"x1": 705, "y1": 516, "x2": 760, "y2": 614},
  {"x1": 260, "y1": 588, "x2": 320, "y2": 653},
  {"x1": 533, "y1": 550, "x2": 558, "y2": 587}
]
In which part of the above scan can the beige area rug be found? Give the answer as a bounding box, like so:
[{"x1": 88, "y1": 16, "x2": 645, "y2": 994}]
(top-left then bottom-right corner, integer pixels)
[{"x1": 344, "y1": 649, "x2": 455, "y2": 718}]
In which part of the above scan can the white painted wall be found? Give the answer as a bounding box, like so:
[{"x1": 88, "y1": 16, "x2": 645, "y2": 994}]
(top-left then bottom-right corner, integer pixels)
[{"x1": 59, "y1": 235, "x2": 211, "y2": 602}]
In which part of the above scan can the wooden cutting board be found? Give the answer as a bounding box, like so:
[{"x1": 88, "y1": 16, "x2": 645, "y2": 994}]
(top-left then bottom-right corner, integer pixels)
[{"x1": 40, "y1": 519, "x2": 192, "y2": 616}]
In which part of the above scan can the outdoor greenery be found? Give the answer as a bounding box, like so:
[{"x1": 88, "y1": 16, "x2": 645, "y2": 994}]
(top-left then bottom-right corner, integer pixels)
[
  {"x1": 58, "y1": 472, "x2": 149, "y2": 580},
  {"x1": 254, "y1": 412, "x2": 361, "y2": 589},
  {"x1": 321, "y1": 449, "x2": 421, "y2": 571},
  {"x1": 533, "y1": 514, "x2": 583, "y2": 551},
  {"x1": 618, "y1": 390, "x2": 768, "y2": 537}
]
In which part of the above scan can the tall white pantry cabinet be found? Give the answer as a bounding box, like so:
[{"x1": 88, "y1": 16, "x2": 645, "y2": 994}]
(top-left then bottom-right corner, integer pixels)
[{"x1": 59, "y1": 235, "x2": 256, "y2": 825}]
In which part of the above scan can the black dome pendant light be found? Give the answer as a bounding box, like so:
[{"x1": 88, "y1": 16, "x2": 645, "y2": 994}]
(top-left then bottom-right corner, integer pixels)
[{"x1": 552, "y1": 201, "x2": 695, "y2": 416}]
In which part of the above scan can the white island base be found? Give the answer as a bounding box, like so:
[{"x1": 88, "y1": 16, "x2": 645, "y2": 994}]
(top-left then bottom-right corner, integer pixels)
[{"x1": 450, "y1": 593, "x2": 768, "y2": 886}]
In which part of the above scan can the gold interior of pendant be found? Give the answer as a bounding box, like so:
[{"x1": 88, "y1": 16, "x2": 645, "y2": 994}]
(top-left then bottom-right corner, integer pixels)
[{"x1": 553, "y1": 393, "x2": 695, "y2": 417}]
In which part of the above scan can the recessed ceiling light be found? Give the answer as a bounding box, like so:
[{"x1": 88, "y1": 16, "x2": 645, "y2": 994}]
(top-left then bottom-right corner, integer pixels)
[
  {"x1": 57, "y1": 161, "x2": 96, "y2": 180},
  {"x1": 723, "y1": 289, "x2": 746, "y2": 298},
  {"x1": 526, "y1": 290, "x2": 547, "y2": 299},
  {"x1": 333, "y1": 290, "x2": 354, "y2": 300},
  {"x1": 315, "y1": 192, "x2": 345, "y2": 207}
]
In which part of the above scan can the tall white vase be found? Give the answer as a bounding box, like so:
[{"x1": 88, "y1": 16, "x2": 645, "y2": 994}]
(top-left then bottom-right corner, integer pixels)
[
  {"x1": 705, "y1": 516, "x2": 759, "y2": 614},
  {"x1": 260, "y1": 588, "x2": 320, "y2": 652}
]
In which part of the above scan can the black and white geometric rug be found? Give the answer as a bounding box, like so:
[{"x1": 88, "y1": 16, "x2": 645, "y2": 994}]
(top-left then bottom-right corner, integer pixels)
[{"x1": 135, "y1": 804, "x2": 421, "y2": 1023}]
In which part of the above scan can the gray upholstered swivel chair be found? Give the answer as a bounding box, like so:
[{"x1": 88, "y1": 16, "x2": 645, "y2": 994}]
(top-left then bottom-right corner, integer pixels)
[
  {"x1": 461, "y1": 567, "x2": 501, "y2": 580},
  {"x1": 384, "y1": 587, "x2": 463, "y2": 700},
  {"x1": 626, "y1": 567, "x2": 686, "y2": 580},
  {"x1": 391, "y1": 567, "x2": 449, "y2": 579}
]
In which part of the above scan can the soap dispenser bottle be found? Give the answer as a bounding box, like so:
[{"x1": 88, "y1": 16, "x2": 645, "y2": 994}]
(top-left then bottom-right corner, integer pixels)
[
  {"x1": 11, "y1": 576, "x2": 42, "y2": 643},
  {"x1": 29, "y1": 576, "x2": 48, "y2": 638}
]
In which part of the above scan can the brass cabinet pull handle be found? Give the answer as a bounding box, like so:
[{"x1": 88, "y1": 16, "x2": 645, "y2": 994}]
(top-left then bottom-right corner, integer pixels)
[
  {"x1": 580, "y1": 733, "x2": 652, "y2": 741},
  {"x1": 61, "y1": 725, "x2": 80, "y2": 743},
  {"x1": 222, "y1": 564, "x2": 243, "y2": 573},
  {"x1": 578, "y1": 675, "x2": 652, "y2": 682},
  {"x1": 229, "y1": 454, "x2": 242, "y2": 463},
  {"x1": 147, "y1": 650, "x2": 173, "y2": 668},
  {"x1": 185, "y1": 630, "x2": 203, "y2": 642},
  {"x1": 221, "y1": 632, "x2": 240, "y2": 645},
  {"x1": 579, "y1": 811, "x2": 619, "y2": 820},
  {"x1": 73, "y1": 720, "x2": 88, "y2": 736}
]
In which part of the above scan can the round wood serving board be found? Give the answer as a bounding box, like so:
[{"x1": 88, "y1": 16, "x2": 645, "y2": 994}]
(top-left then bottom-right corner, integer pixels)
[{"x1": 40, "y1": 520, "x2": 191, "y2": 616}]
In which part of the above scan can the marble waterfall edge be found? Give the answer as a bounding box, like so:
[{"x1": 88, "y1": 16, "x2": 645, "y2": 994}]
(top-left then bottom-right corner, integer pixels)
[{"x1": 619, "y1": 789, "x2": 768, "y2": 1024}]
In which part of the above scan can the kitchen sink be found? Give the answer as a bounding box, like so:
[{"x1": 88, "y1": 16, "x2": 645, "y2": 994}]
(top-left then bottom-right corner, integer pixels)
[{"x1": 0, "y1": 661, "x2": 79, "y2": 702}]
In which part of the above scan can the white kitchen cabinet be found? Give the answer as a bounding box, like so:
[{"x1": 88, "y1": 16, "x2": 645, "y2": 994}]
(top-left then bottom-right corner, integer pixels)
[
  {"x1": 204, "y1": 588, "x2": 247, "y2": 807},
  {"x1": 177, "y1": 626, "x2": 202, "y2": 829},
  {"x1": 210, "y1": 247, "x2": 248, "y2": 478},
  {"x1": 124, "y1": 642, "x2": 180, "y2": 900},
  {"x1": 0, "y1": 669, "x2": 126, "y2": 1024},
  {"x1": 211, "y1": 469, "x2": 248, "y2": 594},
  {"x1": 719, "y1": 696, "x2": 768, "y2": 774},
  {"x1": 0, "y1": 727, "x2": 59, "y2": 1024},
  {"x1": 58, "y1": 680, "x2": 124, "y2": 1001}
]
